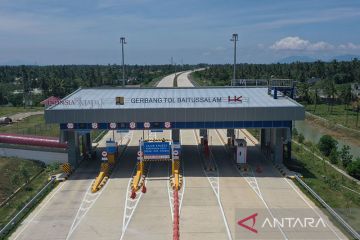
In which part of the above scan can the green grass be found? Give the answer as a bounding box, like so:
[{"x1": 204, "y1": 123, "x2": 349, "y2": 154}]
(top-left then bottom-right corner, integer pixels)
[
  {"x1": 91, "y1": 130, "x2": 108, "y2": 143},
  {"x1": 290, "y1": 144, "x2": 360, "y2": 231},
  {"x1": 247, "y1": 128, "x2": 260, "y2": 140},
  {"x1": 189, "y1": 72, "x2": 209, "y2": 86},
  {"x1": 0, "y1": 107, "x2": 42, "y2": 117},
  {"x1": 0, "y1": 157, "x2": 61, "y2": 230},
  {"x1": 0, "y1": 115, "x2": 59, "y2": 137},
  {"x1": 0, "y1": 157, "x2": 44, "y2": 202},
  {"x1": 141, "y1": 76, "x2": 163, "y2": 87},
  {"x1": 304, "y1": 103, "x2": 360, "y2": 130}
]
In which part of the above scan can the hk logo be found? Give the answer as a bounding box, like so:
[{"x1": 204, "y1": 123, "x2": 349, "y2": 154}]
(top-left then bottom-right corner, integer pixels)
[
  {"x1": 228, "y1": 96, "x2": 243, "y2": 103},
  {"x1": 238, "y1": 213, "x2": 258, "y2": 234}
]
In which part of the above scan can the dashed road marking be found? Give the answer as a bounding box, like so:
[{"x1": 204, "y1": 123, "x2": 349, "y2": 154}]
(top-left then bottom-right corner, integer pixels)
[
  {"x1": 213, "y1": 129, "x2": 288, "y2": 240},
  {"x1": 193, "y1": 130, "x2": 233, "y2": 240},
  {"x1": 66, "y1": 131, "x2": 133, "y2": 240}
]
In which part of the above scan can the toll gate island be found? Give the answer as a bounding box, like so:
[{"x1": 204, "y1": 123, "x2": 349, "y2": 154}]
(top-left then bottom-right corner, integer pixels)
[{"x1": 44, "y1": 83, "x2": 304, "y2": 169}]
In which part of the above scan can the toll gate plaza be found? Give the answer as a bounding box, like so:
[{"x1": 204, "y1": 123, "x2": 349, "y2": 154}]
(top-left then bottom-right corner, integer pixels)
[
  {"x1": 10, "y1": 72, "x2": 348, "y2": 240},
  {"x1": 45, "y1": 87, "x2": 304, "y2": 168}
]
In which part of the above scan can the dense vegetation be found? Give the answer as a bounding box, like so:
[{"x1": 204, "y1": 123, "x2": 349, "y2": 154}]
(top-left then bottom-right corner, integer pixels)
[
  {"x1": 0, "y1": 64, "x2": 196, "y2": 106},
  {"x1": 192, "y1": 60, "x2": 360, "y2": 128},
  {"x1": 192, "y1": 59, "x2": 360, "y2": 86},
  {"x1": 293, "y1": 130, "x2": 360, "y2": 180}
]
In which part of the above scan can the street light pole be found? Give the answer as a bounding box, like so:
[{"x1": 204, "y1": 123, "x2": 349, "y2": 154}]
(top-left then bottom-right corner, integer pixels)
[
  {"x1": 230, "y1": 33, "x2": 238, "y2": 86},
  {"x1": 120, "y1": 37, "x2": 127, "y2": 87}
]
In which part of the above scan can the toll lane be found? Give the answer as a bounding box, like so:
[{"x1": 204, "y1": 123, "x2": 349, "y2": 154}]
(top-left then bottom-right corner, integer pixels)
[
  {"x1": 121, "y1": 130, "x2": 172, "y2": 240},
  {"x1": 67, "y1": 131, "x2": 140, "y2": 240},
  {"x1": 179, "y1": 130, "x2": 229, "y2": 240},
  {"x1": 214, "y1": 129, "x2": 347, "y2": 240}
]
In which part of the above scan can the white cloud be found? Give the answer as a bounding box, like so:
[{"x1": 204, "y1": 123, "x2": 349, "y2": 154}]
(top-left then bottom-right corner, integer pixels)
[
  {"x1": 339, "y1": 43, "x2": 360, "y2": 50},
  {"x1": 271, "y1": 36, "x2": 310, "y2": 50},
  {"x1": 307, "y1": 41, "x2": 334, "y2": 51},
  {"x1": 270, "y1": 36, "x2": 334, "y2": 51}
]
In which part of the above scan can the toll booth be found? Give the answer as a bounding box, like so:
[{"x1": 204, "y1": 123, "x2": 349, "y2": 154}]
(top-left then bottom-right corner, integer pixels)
[
  {"x1": 234, "y1": 139, "x2": 247, "y2": 164},
  {"x1": 106, "y1": 140, "x2": 117, "y2": 165}
]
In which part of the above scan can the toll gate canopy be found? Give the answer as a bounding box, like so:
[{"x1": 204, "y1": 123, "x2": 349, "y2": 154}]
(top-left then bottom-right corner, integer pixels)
[{"x1": 44, "y1": 87, "x2": 305, "y2": 130}]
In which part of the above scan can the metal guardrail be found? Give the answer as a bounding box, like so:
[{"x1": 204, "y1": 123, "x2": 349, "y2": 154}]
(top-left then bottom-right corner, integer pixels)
[
  {"x1": 295, "y1": 175, "x2": 360, "y2": 239},
  {"x1": 0, "y1": 177, "x2": 56, "y2": 238}
]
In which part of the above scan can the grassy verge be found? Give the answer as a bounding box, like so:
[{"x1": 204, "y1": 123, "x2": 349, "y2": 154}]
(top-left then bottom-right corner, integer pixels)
[
  {"x1": 0, "y1": 107, "x2": 43, "y2": 117},
  {"x1": 0, "y1": 157, "x2": 60, "y2": 230},
  {"x1": 288, "y1": 144, "x2": 360, "y2": 232},
  {"x1": 0, "y1": 157, "x2": 44, "y2": 203},
  {"x1": 0, "y1": 115, "x2": 59, "y2": 137},
  {"x1": 304, "y1": 113, "x2": 360, "y2": 148},
  {"x1": 141, "y1": 76, "x2": 163, "y2": 87},
  {"x1": 91, "y1": 130, "x2": 108, "y2": 143},
  {"x1": 304, "y1": 103, "x2": 360, "y2": 130},
  {"x1": 247, "y1": 128, "x2": 260, "y2": 140},
  {"x1": 189, "y1": 71, "x2": 208, "y2": 86}
]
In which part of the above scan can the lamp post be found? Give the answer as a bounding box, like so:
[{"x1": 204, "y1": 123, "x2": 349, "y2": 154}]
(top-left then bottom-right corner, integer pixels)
[
  {"x1": 120, "y1": 37, "x2": 127, "y2": 87},
  {"x1": 230, "y1": 33, "x2": 238, "y2": 86}
]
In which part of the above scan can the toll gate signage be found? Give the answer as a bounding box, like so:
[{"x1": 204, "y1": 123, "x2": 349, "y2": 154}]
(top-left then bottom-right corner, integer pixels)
[{"x1": 143, "y1": 142, "x2": 170, "y2": 159}]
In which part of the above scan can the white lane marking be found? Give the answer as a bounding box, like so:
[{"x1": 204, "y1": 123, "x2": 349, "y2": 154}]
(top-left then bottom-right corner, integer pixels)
[
  {"x1": 120, "y1": 171, "x2": 147, "y2": 240},
  {"x1": 66, "y1": 131, "x2": 133, "y2": 240},
  {"x1": 121, "y1": 131, "x2": 164, "y2": 239},
  {"x1": 284, "y1": 178, "x2": 343, "y2": 240},
  {"x1": 213, "y1": 129, "x2": 288, "y2": 240},
  {"x1": 233, "y1": 127, "x2": 341, "y2": 239},
  {"x1": 12, "y1": 182, "x2": 66, "y2": 240},
  {"x1": 193, "y1": 130, "x2": 233, "y2": 240},
  {"x1": 65, "y1": 176, "x2": 111, "y2": 240}
]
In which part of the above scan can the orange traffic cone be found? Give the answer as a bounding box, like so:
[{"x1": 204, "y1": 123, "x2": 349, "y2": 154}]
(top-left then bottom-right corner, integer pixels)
[
  {"x1": 142, "y1": 184, "x2": 147, "y2": 193},
  {"x1": 130, "y1": 190, "x2": 136, "y2": 199}
]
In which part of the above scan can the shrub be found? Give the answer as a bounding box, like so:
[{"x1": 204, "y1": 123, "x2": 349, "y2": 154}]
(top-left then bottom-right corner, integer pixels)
[
  {"x1": 329, "y1": 149, "x2": 339, "y2": 164},
  {"x1": 293, "y1": 128, "x2": 298, "y2": 137},
  {"x1": 340, "y1": 145, "x2": 353, "y2": 168},
  {"x1": 318, "y1": 135, "x2": 338, "y2": 156},
  {"x1": 298, "y1": 133, "x2": 305, "y2": 144},
  {"x1": 347, "y1": 158, "x2": 360, "y2": 180}
]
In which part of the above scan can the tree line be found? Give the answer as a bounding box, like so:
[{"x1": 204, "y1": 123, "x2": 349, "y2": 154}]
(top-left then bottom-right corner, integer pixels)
[
  {"x1": 193, "y1": 59, "x2": 360, "y2": 86},
  {"x1": 0, "y1": 64, "x2": 197, "y2": 106},
  {"x1": 193, "y1": 60, "x2": 360, "y2": 127}
]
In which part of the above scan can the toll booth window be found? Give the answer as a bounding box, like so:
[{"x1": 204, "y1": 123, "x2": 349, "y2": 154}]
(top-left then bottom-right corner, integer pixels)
[{"x1": 116, "y1": 97, "x2": 124, "y2": 105}]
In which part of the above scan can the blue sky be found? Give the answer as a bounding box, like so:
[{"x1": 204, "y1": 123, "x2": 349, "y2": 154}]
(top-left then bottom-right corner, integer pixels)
[{"x1": 0, "y1": 0, "x2": 360, "y2": 65}]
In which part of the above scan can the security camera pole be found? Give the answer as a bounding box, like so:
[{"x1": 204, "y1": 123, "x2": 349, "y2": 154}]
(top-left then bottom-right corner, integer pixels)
[
  {"x1": 120, "y1": 37, "x2": 127, "y2": 87},
  {"x1": 230, "y1": 33, "x2": 238, "y2": 86}
]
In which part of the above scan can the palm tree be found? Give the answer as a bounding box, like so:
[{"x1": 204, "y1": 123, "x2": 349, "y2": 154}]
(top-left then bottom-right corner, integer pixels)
[
  {"x1": 339, "y1": 84, "x2": 353, "y2": 125},
  {"x1": 310, "y1": 87, "x2": 319, "y2": 113},
  {"x1": 323, "y1": 80, "x2": 337, "y2": 113},
  {"x1": 352, "y1": 99, "x2": 360, "y2": 128}
]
